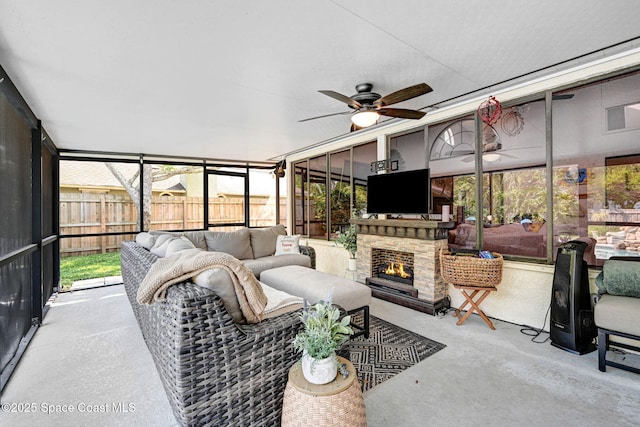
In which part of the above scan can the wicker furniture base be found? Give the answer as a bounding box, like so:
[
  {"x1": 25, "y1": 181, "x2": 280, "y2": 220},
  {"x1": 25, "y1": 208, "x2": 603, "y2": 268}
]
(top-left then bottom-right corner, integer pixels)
[
  {"x1": 282, "y1": 357, "x2": 366, "y2": 427},
  {"x1": 453, "y1": 284, "x2": 498, "y2": 330},
  {"x1": 120, "y1": 241, "x2": 304, "y2": 426}
]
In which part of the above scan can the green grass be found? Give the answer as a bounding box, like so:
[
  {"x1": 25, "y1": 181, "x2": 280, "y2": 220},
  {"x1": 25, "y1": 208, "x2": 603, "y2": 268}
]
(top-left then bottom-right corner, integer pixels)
[{"x1": 60, "y1": 252, "x2": 122, "y2": 291}]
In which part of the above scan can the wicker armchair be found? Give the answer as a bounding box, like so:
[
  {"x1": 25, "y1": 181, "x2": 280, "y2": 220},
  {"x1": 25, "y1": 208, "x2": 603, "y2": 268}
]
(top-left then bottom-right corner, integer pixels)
[{"x1": 120, "y1": 241, "x2": 304, "y2": 426}]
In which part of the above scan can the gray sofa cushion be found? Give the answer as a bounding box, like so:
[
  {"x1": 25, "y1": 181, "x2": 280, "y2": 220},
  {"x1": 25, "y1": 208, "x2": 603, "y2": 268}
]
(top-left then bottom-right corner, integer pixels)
[
  {"x1": 149, "y1": 235, "x2": 196, "y2": 258},
  {"x1": 260, "y1": 265, "x2": 371, "y2": 312},
  {"x1": 179, "y1": 231, "x2": 207, "y2": 250},
  {"x1": 249, "y1": 224, "x2": 286, "y2": 258},
  {"x1": 136, "y1": 232, "x2": 157, "y2": 250},
  {"x1": 149, "y1": 230, "x2": 207, "y2": 250},
  {"x1": 205, "y1": 228, "x2": 254, "y2": 260},
  {"x1": 242, "y1": 254, "x2": 311, "y2": 279},
  {"x1": 192, "y1": 268, "x2": 245, "y2": 323},
  {"x1": 150, "y1": 234, "x2": 175, "y2": 257},
  {"x1": 165, "y1": 237, "x2": 197, "y2": 257},
  {"x1": 596, "y1": 259, "x2": 640, "y2": 297},
  {"x1": 595, "y1": 294, "x2": 640, "y2": 335}
]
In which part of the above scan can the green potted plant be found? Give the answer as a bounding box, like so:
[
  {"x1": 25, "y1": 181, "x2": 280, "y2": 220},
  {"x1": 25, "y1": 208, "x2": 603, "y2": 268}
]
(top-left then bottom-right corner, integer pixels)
[
  {"x1": 336, "y1": 224, "x2": 358, "y2": 270},
  {"x1": 292, "y1": 298, "x2": 354, "y2": 384}
]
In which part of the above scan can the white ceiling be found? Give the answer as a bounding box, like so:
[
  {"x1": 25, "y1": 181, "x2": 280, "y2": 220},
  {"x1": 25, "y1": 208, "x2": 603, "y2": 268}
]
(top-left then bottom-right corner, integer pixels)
[{"x1": 1, "y1": 1, "x2": 640, "y2": 163}]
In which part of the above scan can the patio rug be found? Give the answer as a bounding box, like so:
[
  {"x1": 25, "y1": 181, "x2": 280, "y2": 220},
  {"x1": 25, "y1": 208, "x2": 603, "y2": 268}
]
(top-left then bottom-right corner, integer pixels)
[{"x1": 348, "y1": 314, "x2": 446, "y2": 392}]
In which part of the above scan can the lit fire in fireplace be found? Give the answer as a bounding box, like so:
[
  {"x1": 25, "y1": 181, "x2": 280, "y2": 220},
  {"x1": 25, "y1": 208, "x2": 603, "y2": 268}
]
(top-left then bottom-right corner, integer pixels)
[{"x1": 384, "y1": 262, "x2": 411, "y2": 279}]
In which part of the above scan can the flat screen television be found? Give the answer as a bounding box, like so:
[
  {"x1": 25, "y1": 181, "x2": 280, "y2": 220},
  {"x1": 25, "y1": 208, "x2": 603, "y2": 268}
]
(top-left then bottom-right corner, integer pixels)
[{"x1": 366, "y1": 168, "x2": 430, "y2": 215}]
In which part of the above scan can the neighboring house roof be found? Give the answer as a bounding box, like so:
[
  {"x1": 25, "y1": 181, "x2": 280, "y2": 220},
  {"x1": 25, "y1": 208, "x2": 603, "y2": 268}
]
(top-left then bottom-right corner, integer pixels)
[
  {"x1": 214, "y1": 168, "x2": 287, "y2": 197},
  {"x1": 60, "y1": 162, "x2": 185, "y2": 192},
  {"x1": 60, "y1": 162, "x2": 286, "y2": 196}
]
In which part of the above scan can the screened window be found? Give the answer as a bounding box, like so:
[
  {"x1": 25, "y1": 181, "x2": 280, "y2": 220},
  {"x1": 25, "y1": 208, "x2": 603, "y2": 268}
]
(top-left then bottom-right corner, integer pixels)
[
  {"x1": 390, "y1": 129, "x2": 426, "y2": 171},
  {"x1": 293, "y1": 141, "x2": 377, "y2": 239},
  {"x1": 329, "y1": 150, "x2": 351, "y2": 236},
  {"x1": 59, "y1": 160, "x2": 139, "y2": 259},
  {"x1": 353, "y1": 142, "x2": 376, "y2": 216},
  {"x1": 432, "y1": 99, "x2": 548, "y2": 259},
  {"x1": 553, "y1": 71, "x2": 640, "y2": 265},
  {"x1": 293, "y1": 160, "x2": 308, "y2": 236},
  {"x1": 308, "y1": 155, "x2": 328, "y2": 239},
  {"x1": 146, "y1": 164, "x2": 205, "y2": 230}
]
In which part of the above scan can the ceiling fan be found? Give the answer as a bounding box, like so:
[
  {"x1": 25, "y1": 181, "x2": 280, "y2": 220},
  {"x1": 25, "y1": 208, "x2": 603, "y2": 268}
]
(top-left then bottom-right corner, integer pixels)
[
  {"x1": 299, "y1": 82, "x2": 433, "y2": 128},
  {"x1": 460, "y1": 125, "x2": 539, "y2": 163}
]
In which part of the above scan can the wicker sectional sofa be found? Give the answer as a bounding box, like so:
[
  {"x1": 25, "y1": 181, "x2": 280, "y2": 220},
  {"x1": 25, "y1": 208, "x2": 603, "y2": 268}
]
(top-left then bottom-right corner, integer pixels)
[{"x1": 121, "y1": 226, "x2": 317, "y2": 426}]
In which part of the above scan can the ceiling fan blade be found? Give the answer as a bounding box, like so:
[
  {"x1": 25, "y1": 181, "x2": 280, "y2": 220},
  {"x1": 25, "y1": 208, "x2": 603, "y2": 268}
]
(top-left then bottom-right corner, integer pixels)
[
  {"x1": 374, "y1": 83, "x2": 433, "y2": 107},
  {"x1": 452, "y1": 149, "x2": 475, "y2": 156},
  {"x1": 298, "y1": 110, "x2": 351, "y2": 122},
  {"x1": 377, "y1": 107, "x2": 426, "y2": 120},
  {"x1": 553, "y1": 93, "x2": 574, "y2": 100},
  {"x1": 350, "y1": 123, "x2": 363, "y2": 132},
  {"x1": 318, "y1": 90, "x2": 362, "y2": 109}
]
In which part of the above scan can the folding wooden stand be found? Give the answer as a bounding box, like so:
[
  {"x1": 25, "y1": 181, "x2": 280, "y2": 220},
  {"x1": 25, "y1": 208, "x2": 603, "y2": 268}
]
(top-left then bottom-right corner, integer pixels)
[{"x1": 452, "y1": 284, "x2": 497, "y2": 330}]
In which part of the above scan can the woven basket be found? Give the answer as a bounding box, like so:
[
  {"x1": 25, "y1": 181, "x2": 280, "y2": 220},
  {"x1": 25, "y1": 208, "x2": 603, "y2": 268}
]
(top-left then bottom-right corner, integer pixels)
[{"x1": 439, "y1": 249, "x2": 504, "y2": 287}]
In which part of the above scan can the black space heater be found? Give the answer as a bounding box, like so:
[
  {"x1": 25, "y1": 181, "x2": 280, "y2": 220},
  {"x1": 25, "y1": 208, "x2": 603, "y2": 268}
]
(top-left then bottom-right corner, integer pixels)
[{"x1": 550, "y1": 240, "x2": 597, "y2": 354}]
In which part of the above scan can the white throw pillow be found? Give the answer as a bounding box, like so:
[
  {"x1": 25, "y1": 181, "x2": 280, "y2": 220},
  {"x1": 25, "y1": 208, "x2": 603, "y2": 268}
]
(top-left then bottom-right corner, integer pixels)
[
  {"x1": 151, "y1": 236, "x2": 179, "y2": 257},
  {"x1": 135, "y1": 232, "x2": 157, "y2": 250},
  {"x1": 274, "y1": 235, "x2": 300, "y2": 256},
  {"x1": 164, "y1": 236, "x2": 197, "y2": 257}
]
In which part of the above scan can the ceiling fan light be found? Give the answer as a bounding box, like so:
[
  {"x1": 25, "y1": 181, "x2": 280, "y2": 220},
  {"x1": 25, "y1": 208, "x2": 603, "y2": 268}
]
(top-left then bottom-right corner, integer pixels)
[
  {"x1": 483, "y1": 152, "x2": 501, "y2": 162},
  {"x1": 351, "y1": 110, "x2": 379, "y2": 127}
]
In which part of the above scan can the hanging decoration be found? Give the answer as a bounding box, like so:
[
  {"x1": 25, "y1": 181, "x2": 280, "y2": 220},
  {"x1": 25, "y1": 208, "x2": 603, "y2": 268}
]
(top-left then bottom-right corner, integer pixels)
[
  {"x1": 273, "y1": 160, "x2": 286, "y2": 178},
  {"x1": 477, "y1": 96, "x2": 502, "y2": 126},
  {"x1": 501, "y1": 108, "x2": 525, "y2": 136}
]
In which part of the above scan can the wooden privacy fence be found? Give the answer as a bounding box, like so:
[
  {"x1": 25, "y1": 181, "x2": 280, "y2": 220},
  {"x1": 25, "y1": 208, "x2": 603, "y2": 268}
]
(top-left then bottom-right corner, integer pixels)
[{"x1": 60, "y1": 193, "x2": 286, "y2": 257}]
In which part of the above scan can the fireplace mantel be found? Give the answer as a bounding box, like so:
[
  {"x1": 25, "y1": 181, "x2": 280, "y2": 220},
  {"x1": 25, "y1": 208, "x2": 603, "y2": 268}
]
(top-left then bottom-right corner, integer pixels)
[
  {"x1": 351, "y1": 218, "x2": 454, "y2": 240},
  {"x1": 352, "y1": 218, "x2": 453, "y2": 314}
]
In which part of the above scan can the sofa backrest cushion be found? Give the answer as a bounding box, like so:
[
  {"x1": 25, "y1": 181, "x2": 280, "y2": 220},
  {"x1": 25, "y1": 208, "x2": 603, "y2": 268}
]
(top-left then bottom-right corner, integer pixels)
[
  {"x1": 596, "y1": 259, "x2": 640, "y2": 297},
  {"x1": 179, "y1": 231, "x2": 207, "y2": 250},
  {"x1": 149, "y1": 230, "x2": 207, "y2": 250},
  {"x1": 136, "y1": 232, "x2": 157, "y2": 250},
  {"x1": 249, "y1": 224, "x2": 287, "y2": 258},
  {"x1": 205, "y1": 228, "x2": 254, "y2": 260},
  {"x1": 150, "y1": 235, "x2": 193, "y2": 258},
  {"x1": 149, "y1": 234, "x2": 175, "y2": 257},
  {"x1": 192, "y1": 268, "x2": 246, "y2": 323},
  {"x1": 165, "y1": 237, "x2": 197, "y2": 257}
]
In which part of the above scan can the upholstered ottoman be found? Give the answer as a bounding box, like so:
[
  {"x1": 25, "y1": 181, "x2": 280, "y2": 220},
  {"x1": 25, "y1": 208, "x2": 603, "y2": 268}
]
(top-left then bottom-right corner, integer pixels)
[{"x1": 260, "y1": 265, "x2": 372, "y2": 338}]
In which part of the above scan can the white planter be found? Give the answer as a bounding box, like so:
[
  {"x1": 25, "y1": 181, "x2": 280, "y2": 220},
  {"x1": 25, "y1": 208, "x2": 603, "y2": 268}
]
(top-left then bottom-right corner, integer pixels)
[
  {"x1": 301, "y1": 353, "x2": 338, "y2": 385},
  {"x1": 348, "y1": 258, "x2": 357, "y2": 271}
]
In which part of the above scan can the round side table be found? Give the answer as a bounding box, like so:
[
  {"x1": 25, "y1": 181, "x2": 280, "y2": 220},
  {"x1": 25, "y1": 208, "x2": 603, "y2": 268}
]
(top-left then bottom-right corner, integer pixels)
[{"x1": 281, "y1": 356, "x2": 366, "y2": 427}]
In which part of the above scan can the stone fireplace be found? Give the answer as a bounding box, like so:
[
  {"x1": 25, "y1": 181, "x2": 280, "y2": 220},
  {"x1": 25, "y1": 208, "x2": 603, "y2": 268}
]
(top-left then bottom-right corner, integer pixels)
[
  {"x1": 371, "y1": 248, "x2": 414, "y2": 285},
  {"x1": 352, "y1": 218, "x2": 452, "y2": 314}
]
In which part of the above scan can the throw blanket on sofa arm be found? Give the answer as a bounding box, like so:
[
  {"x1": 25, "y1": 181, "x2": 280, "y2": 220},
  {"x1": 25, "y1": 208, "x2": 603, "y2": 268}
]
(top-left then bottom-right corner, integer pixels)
[{"x1": 137, "y1": 248, "x2": 268, "y2": 323}]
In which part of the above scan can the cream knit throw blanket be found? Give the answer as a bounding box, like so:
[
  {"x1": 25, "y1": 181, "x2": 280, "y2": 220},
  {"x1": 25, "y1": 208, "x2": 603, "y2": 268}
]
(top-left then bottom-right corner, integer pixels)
[{"x1": 137, "y1": 249, "x2": 267, "y2": 323}]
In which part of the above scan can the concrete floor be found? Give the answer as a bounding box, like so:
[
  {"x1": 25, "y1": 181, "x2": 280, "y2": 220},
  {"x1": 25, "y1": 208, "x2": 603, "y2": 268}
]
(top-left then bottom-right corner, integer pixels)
[{"x1": 2, "y1": 284, "x2": 639, "y2": 426}]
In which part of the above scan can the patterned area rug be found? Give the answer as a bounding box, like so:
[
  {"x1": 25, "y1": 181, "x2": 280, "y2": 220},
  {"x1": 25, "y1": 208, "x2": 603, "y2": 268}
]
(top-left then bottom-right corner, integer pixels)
[{"x1": 348, "y1": 315, "x2": 446, "y2": 392}]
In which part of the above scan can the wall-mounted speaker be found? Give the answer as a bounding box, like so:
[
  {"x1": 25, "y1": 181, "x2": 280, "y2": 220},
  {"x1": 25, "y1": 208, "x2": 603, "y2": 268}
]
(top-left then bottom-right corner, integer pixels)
[{"x1": 550, "y1": 240, "x2": 597, "y2": 354}]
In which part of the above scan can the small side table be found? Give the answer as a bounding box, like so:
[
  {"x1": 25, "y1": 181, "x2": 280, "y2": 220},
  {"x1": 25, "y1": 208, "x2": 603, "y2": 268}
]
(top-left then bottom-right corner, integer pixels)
[
  {"x1": 281, "y1": 357, "x2": 366, "y2": 427},
  {"x1": 453, "y1": 284, "x2": 498, "y2": 330}
]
